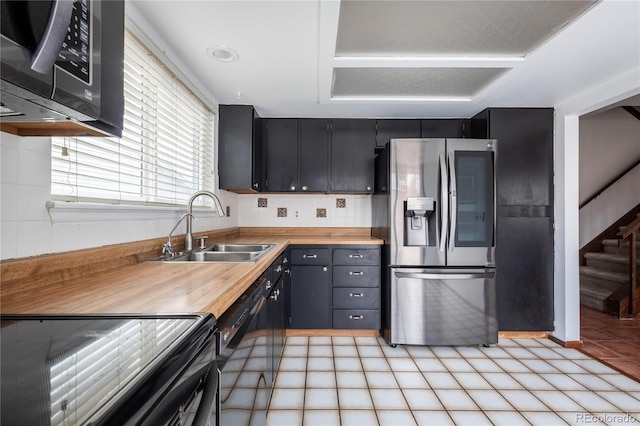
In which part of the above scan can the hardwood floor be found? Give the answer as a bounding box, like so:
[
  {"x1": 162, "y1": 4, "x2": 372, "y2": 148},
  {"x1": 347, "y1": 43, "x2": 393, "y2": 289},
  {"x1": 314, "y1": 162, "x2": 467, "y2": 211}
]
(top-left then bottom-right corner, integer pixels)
[{"x1": 580, "y1": 305, "x2": 640, "y2": 381}]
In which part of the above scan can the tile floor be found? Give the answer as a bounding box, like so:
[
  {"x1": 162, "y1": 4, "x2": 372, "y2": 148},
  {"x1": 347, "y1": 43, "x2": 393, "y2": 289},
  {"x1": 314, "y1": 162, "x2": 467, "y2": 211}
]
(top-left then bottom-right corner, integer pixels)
[
  {"x1": 267, "y1": 336, "x2": 640, "y2": 426},
  {"x1": 580, "y1": 305, "x2": 640, "y2": 381}
]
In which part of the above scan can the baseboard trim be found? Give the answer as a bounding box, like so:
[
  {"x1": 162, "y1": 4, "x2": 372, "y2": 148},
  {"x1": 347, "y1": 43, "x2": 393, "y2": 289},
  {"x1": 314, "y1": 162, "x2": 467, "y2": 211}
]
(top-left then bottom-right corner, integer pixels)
[
  {"x1": 498, "y1": 331, "x2": 548, "y2": 339},
  {"x1": 548, "y1": 334, "x2": 584, "y2": 348},
  {"x1": 286, "y1": 329, "x2": 379, "y2": 337}
]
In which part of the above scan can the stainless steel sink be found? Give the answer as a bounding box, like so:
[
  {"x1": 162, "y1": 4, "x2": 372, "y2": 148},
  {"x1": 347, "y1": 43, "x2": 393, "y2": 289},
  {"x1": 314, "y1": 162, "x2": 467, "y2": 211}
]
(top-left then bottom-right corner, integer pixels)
[
  {"x1": 207, "y1": 244, "x2": 272, "y2": 252},
  {"x1": 147, "y1": 243, "x2": 274, "y2": 263},
  {"x1": 170, "y1": 251, "x2": 261, "y2": 262}
]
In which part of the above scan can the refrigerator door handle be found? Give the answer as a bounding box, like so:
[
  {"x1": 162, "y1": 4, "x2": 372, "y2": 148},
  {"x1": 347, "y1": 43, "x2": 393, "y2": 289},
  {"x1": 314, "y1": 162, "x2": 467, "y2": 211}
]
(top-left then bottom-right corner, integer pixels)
[
  {"x1": 448, "y1": 151, "x2": 457, "y2": 252},
  {"x1": 395, "y1": 271, "x2": 495, "y2": 280},
  {"x1": 439, "y1": 152, "x2": 448, "y2": 252}
]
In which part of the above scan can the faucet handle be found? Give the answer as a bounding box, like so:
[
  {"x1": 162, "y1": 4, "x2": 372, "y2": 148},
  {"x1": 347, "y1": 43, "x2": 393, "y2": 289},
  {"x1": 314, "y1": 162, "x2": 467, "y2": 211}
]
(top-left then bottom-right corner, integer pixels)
[
  {"x1": 195, "y1": 236, "x2": 208, "y2": 250},
  {"x1": 162, "y1": 241, "x2": 174, "y2": 256}
]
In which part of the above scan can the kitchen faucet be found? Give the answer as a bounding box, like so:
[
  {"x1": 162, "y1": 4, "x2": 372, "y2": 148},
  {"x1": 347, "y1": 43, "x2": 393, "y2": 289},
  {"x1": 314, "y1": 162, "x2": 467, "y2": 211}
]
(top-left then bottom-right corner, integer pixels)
[{"x1": 185, "y1": 190, "x2": 225, "y2": 251}]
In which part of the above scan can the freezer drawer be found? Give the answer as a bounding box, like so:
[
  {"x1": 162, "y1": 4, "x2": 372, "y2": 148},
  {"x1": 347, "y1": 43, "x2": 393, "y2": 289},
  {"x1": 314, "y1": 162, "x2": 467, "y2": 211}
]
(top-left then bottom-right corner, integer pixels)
[{"x1": 387, "y1": 268, "x2": 498, "y2": 346}]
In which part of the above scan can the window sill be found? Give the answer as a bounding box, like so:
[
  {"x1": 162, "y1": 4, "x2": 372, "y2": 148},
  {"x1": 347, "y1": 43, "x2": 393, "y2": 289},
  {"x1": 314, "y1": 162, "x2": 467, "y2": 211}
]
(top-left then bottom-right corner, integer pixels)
[{"x1": 46, "y1": 201, "x2": 220, "y2": 224}]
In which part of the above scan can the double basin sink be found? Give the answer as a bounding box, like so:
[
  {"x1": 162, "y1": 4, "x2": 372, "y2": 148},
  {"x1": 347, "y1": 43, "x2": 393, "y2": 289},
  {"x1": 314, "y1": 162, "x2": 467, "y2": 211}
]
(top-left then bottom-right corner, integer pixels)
[{"x1": 151, "y1": 244, "x2": 274, "y2": 263}]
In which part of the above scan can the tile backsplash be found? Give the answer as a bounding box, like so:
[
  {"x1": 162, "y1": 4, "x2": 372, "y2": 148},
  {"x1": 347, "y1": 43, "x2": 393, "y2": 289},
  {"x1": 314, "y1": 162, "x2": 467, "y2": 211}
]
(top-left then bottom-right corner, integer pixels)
[{"x1": 238, "y1": 194, "x2": 372, "y2": 228}]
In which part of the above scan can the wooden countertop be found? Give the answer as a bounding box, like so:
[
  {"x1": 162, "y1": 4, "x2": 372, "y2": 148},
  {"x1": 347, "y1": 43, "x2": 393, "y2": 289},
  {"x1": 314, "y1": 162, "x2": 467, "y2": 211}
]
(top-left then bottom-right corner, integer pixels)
[{"x1": 0, "y1": 232, "x2": 382, "y2": 318}]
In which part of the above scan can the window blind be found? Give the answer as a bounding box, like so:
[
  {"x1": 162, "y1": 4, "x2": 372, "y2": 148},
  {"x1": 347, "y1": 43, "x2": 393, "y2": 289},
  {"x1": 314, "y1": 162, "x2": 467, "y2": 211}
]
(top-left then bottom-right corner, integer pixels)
[{"x1": 52, "y1": 30, "x2": 215, "y2": 207}]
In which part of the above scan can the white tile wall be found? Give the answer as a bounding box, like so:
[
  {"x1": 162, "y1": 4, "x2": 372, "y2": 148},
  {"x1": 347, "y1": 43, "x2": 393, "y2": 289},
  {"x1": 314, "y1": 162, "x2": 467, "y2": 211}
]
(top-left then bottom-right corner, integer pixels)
[{"x1": 1, "y1": 133, "x2": 373, "y2": 260}]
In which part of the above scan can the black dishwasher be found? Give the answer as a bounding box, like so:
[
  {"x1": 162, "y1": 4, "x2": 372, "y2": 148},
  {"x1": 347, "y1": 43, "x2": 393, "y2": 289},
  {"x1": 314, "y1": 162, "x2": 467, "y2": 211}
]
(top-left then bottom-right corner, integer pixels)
[
  {"x1": 0, "y1": 313, "x2": 218, "y2": 426},
  {"x1": 216, "y1": 273, "x2": 271, "y2": 426}
]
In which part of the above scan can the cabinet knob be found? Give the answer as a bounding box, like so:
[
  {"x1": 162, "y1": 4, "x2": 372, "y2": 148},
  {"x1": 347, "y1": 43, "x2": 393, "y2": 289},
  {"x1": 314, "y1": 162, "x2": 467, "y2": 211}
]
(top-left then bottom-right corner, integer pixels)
[
  {"x1": 253, "y1": 182, "x2": 259, "y2": 189},
  {"x1": 290, "y1": 185, "x2": 296, "y2": 191},
  {"x1": 265, "y1": 280, "x2": 273, "y2": 290},
  {"x1": 322, "y1": 266, "x2": 328, "y2": 272},
  {"x1": 366, "y1": 185, "x2": 372, "y2": 191},
  {"x1": 275, "y1": 265, "x2": 283, "y2": 273},
  {"x1": 302, "y1": 185, "x2": 308, "y2": 191}
]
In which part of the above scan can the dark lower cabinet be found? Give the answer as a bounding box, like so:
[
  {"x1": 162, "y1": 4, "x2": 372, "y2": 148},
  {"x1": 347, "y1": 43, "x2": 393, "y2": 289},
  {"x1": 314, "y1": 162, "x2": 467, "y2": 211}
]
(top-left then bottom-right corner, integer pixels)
[
  {"x1": 267, "y1": 251, "x2": 289, "y2": 393},
  {"x1": 289, "y1": 245, "x2": 381, "y2": 330},
  {"x1": 471, "y1": 107, "x2": 554, "y2": 331}
]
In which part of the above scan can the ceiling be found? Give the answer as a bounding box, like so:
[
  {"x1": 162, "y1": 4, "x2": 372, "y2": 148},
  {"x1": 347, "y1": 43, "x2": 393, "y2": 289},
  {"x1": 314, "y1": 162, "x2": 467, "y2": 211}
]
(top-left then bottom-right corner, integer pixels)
[{"x1": 128, "y1": 0, "x2": 640, "y2": 119}]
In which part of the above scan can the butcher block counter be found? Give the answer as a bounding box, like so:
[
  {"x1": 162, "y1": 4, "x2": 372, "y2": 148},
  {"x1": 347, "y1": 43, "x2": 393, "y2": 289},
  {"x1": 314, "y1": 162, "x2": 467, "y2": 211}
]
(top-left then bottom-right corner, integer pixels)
[{"x1": 0, "y1": 227, "x2": 382, "y2": 318}]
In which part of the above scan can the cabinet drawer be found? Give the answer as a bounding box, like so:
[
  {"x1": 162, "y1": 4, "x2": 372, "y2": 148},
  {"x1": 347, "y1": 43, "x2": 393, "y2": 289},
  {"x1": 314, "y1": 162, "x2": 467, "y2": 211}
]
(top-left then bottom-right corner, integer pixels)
[
  {"x1": 333, "y1": 266, "x2": 380, "y2": 287},
  {"x1": 333, "y1": 248, "x2": 380, "y2": 265},
  {"x1": 291, "y1": 248, "x2": 330, "y2": 265},
  {"x1": 333, "y1": 309, "x2": 380, "y2": 329},
  {"x1": 333, "y1": 287, "x2": 380, "y2": 309}
]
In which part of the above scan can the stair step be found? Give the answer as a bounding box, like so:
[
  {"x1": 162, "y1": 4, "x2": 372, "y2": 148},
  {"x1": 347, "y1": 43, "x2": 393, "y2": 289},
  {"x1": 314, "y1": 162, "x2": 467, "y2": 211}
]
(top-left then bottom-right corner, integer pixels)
[
  {"x1": 584, "y1": 252, "x2": 640, "y2": 273},
  {"x1": 579, "y1": 266, "x2": 628, "y2": 285}
]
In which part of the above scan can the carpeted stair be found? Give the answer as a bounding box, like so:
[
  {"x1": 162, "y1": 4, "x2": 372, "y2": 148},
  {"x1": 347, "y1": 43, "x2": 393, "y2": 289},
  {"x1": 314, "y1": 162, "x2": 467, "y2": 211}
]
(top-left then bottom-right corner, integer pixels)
[{"x1": 580, "y1": 214, "x2": 640, "y2": 315}]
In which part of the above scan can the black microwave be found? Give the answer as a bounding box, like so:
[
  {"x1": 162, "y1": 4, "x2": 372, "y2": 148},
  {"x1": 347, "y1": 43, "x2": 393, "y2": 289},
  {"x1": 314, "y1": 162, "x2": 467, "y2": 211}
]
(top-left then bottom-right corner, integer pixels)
[{"x1": 0, "y1": 0, "x2": 124, "y2": 137}]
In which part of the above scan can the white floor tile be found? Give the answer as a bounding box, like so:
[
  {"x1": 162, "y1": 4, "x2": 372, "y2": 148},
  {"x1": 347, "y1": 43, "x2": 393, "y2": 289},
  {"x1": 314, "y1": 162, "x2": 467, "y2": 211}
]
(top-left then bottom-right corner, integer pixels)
[
  {"x1": 547, "y1": 358, "x2": 590, "y2": 374},
  {"x1": 333, "y1": 345, "x2": 359, "y2": 357},
  {"x1": 598, "y1": 374, "x2": 640, "y2": 392},
  {"x1": 308, "y1": 336, "x2": 332, "y2": 345},
  {"x1": 531, "y1": 390, "x2": 585, "y2": 411},
  {"x1": 519, "y1": 358, "x2": 561, "y2": 374},
  {"x1": 340, "y1": 409, "x2": 378, "y2": 426},
  {"x1": 521, "y1": 411, "x2": 575, "y2": 426},
  {"x1": 423, "y1": 372, "x2": 461, "y2": 389},
  {"x1": 511, "y1": 373, "x2": 556, "y2": 390},
  {"x1": 504, "y1": 346, "x2": 536, "y2": 359},
  {"x1": 402, "y1": 388, "x2": 445, "y2": 410},
  {"x1": 365, "y1": 371, "x2": 398, "y2": 388},
  {"x1": 304, "y1": 388, "x2": 339, "y2": 410},
  {"x1": 596, "y1": 390, "x2": 640, "y2": 412},
  {"x1": 493, "y1": 358, "x2": 532, "y2": 373},
  {"x1": 479, "y1": 346, "x2": 512, "y2": 358},
  {"x1": 381, "y1": 344, "x2": 410, "y2": 358},
  {"x1": 574, "y1": 359, "x2": 618, "y2": 375},
  {"x1": 482, "y1": 372, "x2": 524, "y2": 389},
  {"x1": 279, "y1": 357, "x2": 307, "y2": 371},
  {"x1": 357, "y1": 344, "x2": 384, "y2": 358},
  {"x1": 539, "y1": 373, "x2": 587, "y2": 391},
  {"x1": 498, "y1": 389, "x2": 548, "y2": 411},
  {"x1": 387, "y1": 357, "x2": 420, "y2": 372},
  {"x1": 529, "y1": 347, "x2": 567, "y2": 360},
  {"x1": 440, "y1": 358, "x2": 474, "y2": 373},
  {"x1": 568, "y1": 373, "x2": 619, "y2": 391},
  {"x1": 412, "y1": 410, "x2": 455, "y2": 426},
  {"x1": 333, "y1": 357, "x2": 363, "y2": 372},
  {"x1": 370, "y1": 388, "x2": 409, "y2": 410},
  {"x1": 433, "y1": 389, "x2": 479, "y2": 411},
  {"x1": 376, "y1": 409, "x2": 417, "y2": 426},
  {"x1": 335, "y1": 371, "x2": 368, "y2": 389},
  {"x1": 564, "y1": 390, "x2": 621, "y2": 412},
  {"x1": 269, "y1": 388, "x2": 305, "y2": 409},
  {"x1": 483, "y1": 410, "x2": 532, "y2": 426},
  {"x1": 307, "y1": 345, "x2": 333, "y2": 357},
  {"x1": 332, "y1": 336, "x2": 355, "y2": 345},
  {"x1": 303, "y1": 409, "x2": 340, "y2": 426},
  {"x1": 454, "y1": 346, "x2": 488, "y2": 358},
  {"x1": 361, "y1": 357, "x2": 391, "y2": 371},
  {"x1": 394, "y1": 371, "x2": 430, "y2": 389},
  {"x1": 305, "y1": 371, "x2": 336, "y2": 388},
  {"x1": 405, "y1": 345, "x2": 437, "y2": 358},
  {"x1": 413, "y1": 358, "x2": 447, "y2": 372},
  {"x1": 266, "y1": 409, "x2": 303, "y2": 426},
  {"x1": 337, "y1": 387, "x2": 374, "y2": 409},
  {"x1": 285, "y1": 336, "x2": 308, "y2": 346},
  {"x1": 307, "y1": 357, "x2": 334, "y2": 372},
  {"x1": 283, "y1": 345, "x2": 309, "y2": 357},
  {"x1": 452, "y1": 372, "x2": 493, "y2": 389},
  {"x1": 467, "y1": 358, "x2": 503, "y2": 373},
  {"x1": 354, "y1": 336, "x2": 379, "y2": 346},
  {"x1": 467, "y1": 389, "x2": 513, "y2": 411},
  {"x1": 275, "y1": 371, "x2": 307, "y2": 388},
  {"x1": 447, "y1": 410, "x2": 493, "y2": 426},
  {"x1": 430, "y1": 346, "x2": 462, "y2": 358}
]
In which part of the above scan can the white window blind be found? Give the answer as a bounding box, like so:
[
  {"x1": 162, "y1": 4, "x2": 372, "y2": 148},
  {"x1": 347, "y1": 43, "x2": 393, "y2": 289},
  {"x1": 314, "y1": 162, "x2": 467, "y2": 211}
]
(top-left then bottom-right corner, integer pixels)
[{"x1": 52, "y1": 30, "x2": 215, "y2": 207}]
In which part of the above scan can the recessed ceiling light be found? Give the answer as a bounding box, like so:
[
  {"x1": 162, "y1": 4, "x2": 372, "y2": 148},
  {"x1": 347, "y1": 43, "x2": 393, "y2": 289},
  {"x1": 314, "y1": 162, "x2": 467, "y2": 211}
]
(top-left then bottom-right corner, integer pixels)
[{"x1": 206, "y1": 46, "x2": 239, "y2": 62}]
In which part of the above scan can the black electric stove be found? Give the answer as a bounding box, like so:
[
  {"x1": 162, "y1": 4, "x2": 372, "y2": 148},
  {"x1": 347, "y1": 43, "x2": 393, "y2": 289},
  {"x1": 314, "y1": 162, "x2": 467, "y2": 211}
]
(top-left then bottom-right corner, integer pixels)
[{"x1": 1, "y1": 314, "x2": 217, "y2": 426}]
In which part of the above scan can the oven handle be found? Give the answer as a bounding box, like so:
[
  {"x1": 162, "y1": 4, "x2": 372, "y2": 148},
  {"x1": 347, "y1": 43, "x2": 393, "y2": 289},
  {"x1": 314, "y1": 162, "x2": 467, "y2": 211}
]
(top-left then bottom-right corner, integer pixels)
[
  {"x1": 192, "y1": 364, "x2": 219, "y2": 426},
  {"x1": 31, "y1": 0, "x2": 74, "y2": 73}
]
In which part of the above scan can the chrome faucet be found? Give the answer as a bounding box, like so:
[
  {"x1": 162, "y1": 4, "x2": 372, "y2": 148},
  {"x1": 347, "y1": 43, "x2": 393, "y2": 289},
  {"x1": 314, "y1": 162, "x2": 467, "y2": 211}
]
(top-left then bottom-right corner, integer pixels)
[
  {"x1": 163, "y1": 213, "x2": 194, "y2": 257},
  {"x1": 185, "y1": 190, "x2": 225, "y2": 251}
]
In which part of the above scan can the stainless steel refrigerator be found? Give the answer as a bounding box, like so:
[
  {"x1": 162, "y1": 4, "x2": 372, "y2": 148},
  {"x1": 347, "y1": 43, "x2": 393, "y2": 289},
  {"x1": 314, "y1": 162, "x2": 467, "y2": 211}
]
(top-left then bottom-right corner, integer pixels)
[{"x1": 373, "y1": 138, "x2": 498, "y2": 346}]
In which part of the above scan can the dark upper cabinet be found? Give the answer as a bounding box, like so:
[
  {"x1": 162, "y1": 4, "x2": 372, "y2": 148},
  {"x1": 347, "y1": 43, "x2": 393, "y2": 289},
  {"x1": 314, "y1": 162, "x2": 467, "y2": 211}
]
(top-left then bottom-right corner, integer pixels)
[
  {"x1": 330, "y1": 119, "x2": 376, "y2": 193},
  {"x1": 299, "y1": 119, "x2": 330, "y2": 192},
  {"x1": 218, "y1": 105, "x2": 264, "y2": 192},
  {"x1": 470, "y1": 107, "x2": 554, "y2": 332},
  {"x1": 375, "y1": 119, "x2": 421, "y2": 148},
  {"x1": 265, "y1": 119, "x2": 299, "y2": 192},
  {"x1": 471, "y1": 108, "x2": 554, "y2": 206},
  {"x1": 421, "y1": 119, "x2": 470, "y2": 138}
]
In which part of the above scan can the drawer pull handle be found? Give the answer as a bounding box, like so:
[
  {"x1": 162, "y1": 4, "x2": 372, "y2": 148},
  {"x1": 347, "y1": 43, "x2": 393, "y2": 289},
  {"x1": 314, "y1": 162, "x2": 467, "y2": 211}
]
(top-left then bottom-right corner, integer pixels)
[
  {"x1": 275, "y1": 265, "x2": 283, "y2": 273},
  {"x1": 349, "y1": 293, "x2": 364, "y2": 298},
  {"x1": 303, "y1": 254, "x2": 318, "y2": 259},
  {"x1": 349, "y1": 315, "x2": 363, "y2": 320},
  {"x1": 349, "y1": 254, "x2": 364, "y2": 259},
  {"x1": 349, "y1": 271, "x2": 364, "y2": 276}
]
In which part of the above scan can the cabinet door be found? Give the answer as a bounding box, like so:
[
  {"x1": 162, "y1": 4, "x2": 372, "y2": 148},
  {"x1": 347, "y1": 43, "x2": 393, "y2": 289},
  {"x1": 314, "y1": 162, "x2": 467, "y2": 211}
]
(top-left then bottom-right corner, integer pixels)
[
  {"x1": 290, "y1": 265, "x2": 331, "y2": 329},
  {"x1": 265, "y1": 119, "x2": 298, "y2": 192},
  {"x1": 330, "y1": 119, "x2": 375, "y2": 193},
  {"x1": 375, "y1": 119, "x2": 421, "y2": 148},
  {"x1": 219, "y1": 105, "x2": 263, "y2": 192},
  {"x1": 421, "y1": 119, "x2": 470, "y2": 138},
  {"x1": 299, "y1": 119, "x2": 330, "y2": 192}
]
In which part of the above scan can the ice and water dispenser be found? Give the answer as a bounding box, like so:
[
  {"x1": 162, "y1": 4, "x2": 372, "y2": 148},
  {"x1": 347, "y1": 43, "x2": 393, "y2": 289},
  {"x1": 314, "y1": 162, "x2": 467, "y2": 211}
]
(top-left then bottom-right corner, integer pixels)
[{"x1": 404, "y1": 197, "x2": 436, "y2": 246}]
